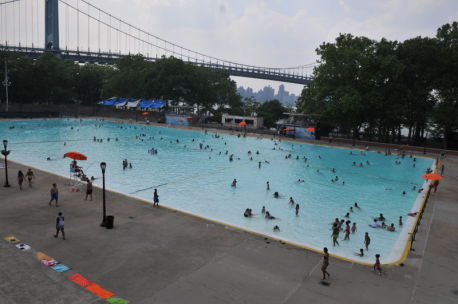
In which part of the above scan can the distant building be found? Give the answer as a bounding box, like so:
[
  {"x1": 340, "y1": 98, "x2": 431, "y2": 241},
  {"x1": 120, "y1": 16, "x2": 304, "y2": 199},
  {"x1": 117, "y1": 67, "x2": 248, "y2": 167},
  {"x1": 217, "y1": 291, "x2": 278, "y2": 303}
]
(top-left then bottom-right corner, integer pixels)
[{"x1": 222, "y1": 114, "x2": 263, "y2": 129}]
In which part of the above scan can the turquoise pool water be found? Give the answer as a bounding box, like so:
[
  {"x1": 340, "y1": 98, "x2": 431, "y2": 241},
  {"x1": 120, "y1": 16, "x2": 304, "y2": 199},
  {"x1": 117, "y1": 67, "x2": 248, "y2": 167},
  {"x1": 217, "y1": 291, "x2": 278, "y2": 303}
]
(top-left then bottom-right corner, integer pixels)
[{"x1": 0, "y1": 119, "x2": 432, "y2": 263}]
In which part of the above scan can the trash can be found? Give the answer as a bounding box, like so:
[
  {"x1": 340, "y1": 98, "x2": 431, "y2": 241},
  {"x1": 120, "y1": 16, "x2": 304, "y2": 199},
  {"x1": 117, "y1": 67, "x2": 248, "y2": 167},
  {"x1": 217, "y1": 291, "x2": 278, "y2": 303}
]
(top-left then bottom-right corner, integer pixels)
[{"x1": 105, "y1": 216, "x2": 114, "y2": 229}]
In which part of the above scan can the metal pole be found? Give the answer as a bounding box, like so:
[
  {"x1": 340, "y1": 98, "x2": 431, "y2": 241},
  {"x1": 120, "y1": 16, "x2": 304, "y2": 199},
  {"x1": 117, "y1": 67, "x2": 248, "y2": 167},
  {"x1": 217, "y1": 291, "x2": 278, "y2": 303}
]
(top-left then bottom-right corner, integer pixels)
[
  {"x1": 2, "y1": 140, "x2": 10, "y2": 187},
  {"x1": 100, "y1": 162, "x2": 106, "y2": 226},
  {"x1": 3, "y1": 61, "x2": 9, "y2": 112}
]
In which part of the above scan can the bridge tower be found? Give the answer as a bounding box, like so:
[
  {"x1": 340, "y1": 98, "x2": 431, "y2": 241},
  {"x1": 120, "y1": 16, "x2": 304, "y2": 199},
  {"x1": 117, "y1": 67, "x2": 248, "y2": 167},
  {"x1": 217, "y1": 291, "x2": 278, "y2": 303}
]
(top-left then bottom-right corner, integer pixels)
[{"x1": 45, "y1": 0, "x2": 59, "y2": 50}]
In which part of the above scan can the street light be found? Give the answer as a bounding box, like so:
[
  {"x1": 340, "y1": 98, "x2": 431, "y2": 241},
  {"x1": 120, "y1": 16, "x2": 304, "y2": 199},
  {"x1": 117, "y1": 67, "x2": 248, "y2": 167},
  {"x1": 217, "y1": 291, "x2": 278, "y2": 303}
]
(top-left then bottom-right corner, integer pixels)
[
  {"x1": 100, "y1": 162, "x2": 107, "y2": 227},
  {"x1": 3, "y1": 61, "x2": 11, "y2": 112},
  {"x1": 1, "y1": 139, "x2": 10, "y2": 187}
]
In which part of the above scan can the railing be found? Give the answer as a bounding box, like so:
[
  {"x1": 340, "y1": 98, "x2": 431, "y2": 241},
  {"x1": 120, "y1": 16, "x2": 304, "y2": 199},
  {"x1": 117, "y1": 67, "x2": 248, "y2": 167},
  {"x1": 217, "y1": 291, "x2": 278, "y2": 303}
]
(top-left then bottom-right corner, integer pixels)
[{"x1": 0, "y1": 44, "x2": 312, "y2": 85}]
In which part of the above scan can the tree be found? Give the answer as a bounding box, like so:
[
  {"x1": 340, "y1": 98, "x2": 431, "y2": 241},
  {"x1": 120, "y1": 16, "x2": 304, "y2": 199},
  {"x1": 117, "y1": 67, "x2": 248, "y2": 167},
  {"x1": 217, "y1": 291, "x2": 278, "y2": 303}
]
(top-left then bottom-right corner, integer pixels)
[{"x1": 257, "y1": 99, "x2": 286, "y2": 128}]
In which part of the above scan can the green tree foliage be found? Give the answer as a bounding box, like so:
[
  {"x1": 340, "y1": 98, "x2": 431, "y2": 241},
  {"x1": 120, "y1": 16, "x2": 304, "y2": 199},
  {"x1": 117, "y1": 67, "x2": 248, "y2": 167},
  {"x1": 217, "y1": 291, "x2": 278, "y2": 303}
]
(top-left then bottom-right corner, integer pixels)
[
  {"x1": 0, "y1": 52, "x2": 240, "y2": 114},
  {"x1": 297, "y1": 22, "x2": 458, "y2": 148},
  {"x1": 257, "y1": 99, "x2": 287, "y2": 128}
]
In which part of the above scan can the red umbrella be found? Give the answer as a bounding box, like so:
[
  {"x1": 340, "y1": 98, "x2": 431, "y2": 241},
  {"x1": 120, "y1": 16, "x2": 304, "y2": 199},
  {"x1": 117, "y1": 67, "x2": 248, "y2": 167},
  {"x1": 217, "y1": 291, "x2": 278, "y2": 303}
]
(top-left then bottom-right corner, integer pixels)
[
  {"x1": 307, "y1": 127, "x2": 315, "y2": 132},
  {"x1": 239, "y1": 121, "x2": 247, "y2": 126},
  {"x1": 142, "y1": 112, "x2": 149, "y2": 115},
  {"x1": 421, "y1": 173, "x2": 442, "y2": 180},
  {"x1": 64, "y1": 152, "x2": 87, "y2": 161},
  {"x1": 284, "y1": 128, "x2": 295, "y2": 131},
  {"x1": 186, "y1": 116, "x2": 193, "y2": 119}
]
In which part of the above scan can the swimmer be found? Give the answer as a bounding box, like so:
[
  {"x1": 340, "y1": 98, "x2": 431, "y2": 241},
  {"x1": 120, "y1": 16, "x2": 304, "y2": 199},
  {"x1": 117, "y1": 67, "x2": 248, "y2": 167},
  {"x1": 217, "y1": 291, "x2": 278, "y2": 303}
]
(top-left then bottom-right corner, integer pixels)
[
  {"x1": 351, "y1": 222, "x2": 357, "y2": 233},
  {"x1": 387, "y1": 223, "x2": 395, "y2": 232},
  {"x1": 366, "y1": 160, "x2": 370, "y2": 165},
  {"x1": 349, "y1": 207, "x2": 354, "y2": 213},
  {"x1": 354, "y1": 202, "x2": 361, "y2": 209},
  {"x1": 402, "y1": 191, "x2": 406, "y2": 195},
  {"x1": 352, "y1": 161, "x2": 356, "y2": 166},
  {"x1": 378, "y1": 213, "x2": 386, "y2": 221},
  {"x1": 243, "y1": 208, "x2": 252, "y2": 217},
  {"x1": 370, "y1": 219, "x2": 380, "y2": 228},
  {"x1": 399, "y1": 216, "x2": 403, "y2": 226},
  {"x1": 381, "y1": 222, "x2": 387, "y2": 229},
  {"x1": 258, "y1": 162, "x2": 262, "y2": 168},
  {"x1": 289, "y1": 197, "x2": 295, "y2": 205},
  {"x1": 412, "y1": 185, "x2": 416, "y2": 191},
  {"x1": 364, "y1": 232, "x2": 371, "y2": 250},
  {"x1": 344, "y1": 222, "x2": 351, "y2": 240},
  {"x1": 265, "y1": 211, "x2": 275, "y2": 220},
  {"x1": 273, "y1": 225, "x2": 280, "y2": 232},
  {"x1": 273, "y1": 192, "x2": 279, "y2": 198},
  {"x1": 344, "y1": 212, "x2": 350, "y2": 218},
  {"x1": 332, "y1": 168, "x2": 336, "y2": 173},
  {"x1": 295, "y1": 204, "x2": 299, "y2": 215},
  {"x1": 231, "y1": 179, "x2": 237, "y2": 187},
  {"x1": 355, "y1": 248, "x2": 364, "y2": 257},
  {"x1": 266, "y1": 181, "x2": 270, "y2": 190},
  {"x1": 261, "y1": 206, "x2": 266, "y2": 214},
  {"x1": 331, "y1": 225, "x2": 340, "y2": 246}
]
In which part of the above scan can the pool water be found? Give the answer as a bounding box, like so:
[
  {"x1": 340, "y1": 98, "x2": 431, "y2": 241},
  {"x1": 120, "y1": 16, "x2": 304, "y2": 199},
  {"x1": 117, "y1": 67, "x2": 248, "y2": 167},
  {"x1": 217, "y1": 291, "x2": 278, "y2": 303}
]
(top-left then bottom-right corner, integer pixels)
[{"x1": 0, "y1": 119, "x2": 432, "y2": 263}]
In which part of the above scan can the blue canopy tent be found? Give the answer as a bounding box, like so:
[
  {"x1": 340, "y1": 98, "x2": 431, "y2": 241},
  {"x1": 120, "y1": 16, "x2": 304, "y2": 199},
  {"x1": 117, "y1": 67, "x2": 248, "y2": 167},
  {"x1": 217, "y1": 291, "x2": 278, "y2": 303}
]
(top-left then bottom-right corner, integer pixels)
[
  {"x1": 139, "y1": 99, "x2": 167, "y2": 109},
  {"x1": 97, "y1": 97, "x2": 118, "y2": 105}
]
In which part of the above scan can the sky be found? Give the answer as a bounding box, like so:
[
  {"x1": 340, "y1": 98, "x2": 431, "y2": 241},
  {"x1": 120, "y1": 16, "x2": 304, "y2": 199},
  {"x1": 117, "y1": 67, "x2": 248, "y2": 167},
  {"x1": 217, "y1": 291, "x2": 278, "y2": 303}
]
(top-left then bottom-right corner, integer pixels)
[{"x1": 59, "y1": 0, "x2": 458, "y2": 95}]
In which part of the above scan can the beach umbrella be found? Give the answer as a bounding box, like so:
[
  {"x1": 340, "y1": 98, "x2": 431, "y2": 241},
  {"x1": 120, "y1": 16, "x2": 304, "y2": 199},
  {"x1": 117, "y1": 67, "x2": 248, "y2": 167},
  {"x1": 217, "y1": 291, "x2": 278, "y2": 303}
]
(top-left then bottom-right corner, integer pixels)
[
  {"x1": 421, "y1": 173, "x2": 442, "y2": 180},
  {"x1": 64, "y1": 152, "x2": 87, "y2": 161},
  {"x1": 307, "y1": 127, "x2": 315, "y2": 132},
  {"x1": 142, "y1": 112, "x2": 149, "y2": 115},
  {"x1": 284, "y1": 128, "x2": 295, "y2": 131},
  {"x1": 239, "y1": 121, "x2": 246, "y2": 126},
  {"x1": 186, "y1": 116, "x2": 193, "y2": 119}
]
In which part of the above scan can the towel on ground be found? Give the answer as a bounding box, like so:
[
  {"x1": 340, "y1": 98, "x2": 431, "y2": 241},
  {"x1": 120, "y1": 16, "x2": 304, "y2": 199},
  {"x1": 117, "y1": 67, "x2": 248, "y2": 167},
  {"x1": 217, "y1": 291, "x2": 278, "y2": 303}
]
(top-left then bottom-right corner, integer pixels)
[
  {"x1": 68, "y1": 273, "x2": 93, "y2": 287},
  {"x1": 4, "y1": 236, "x2": 20, "y2": 244},
  {"x1": 15, "y1": 243, "x2": 31, "y2": 251},
  {"x1": 85, "y1": 284, "x2": 115, "y2": 299},
  {"x1": 51, "y1": 263, "x2": 71, "y2": 272}
]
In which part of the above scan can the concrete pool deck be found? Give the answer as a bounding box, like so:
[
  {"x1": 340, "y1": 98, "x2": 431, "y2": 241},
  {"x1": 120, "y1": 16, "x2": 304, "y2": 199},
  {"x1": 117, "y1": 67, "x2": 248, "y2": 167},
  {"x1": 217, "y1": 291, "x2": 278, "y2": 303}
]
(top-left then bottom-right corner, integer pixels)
[{"x1": 0, "y1": 155, "x2": 457, "y2": 303}]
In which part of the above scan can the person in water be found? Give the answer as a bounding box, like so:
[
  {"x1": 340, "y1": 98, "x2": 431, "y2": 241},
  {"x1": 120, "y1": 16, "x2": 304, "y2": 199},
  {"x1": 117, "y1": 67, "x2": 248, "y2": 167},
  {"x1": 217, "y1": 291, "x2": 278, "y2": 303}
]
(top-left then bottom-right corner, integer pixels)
[
  {"x1": 387, "y1": 223, "x2": 396, "y2": 232},
  {"x1": 265, "y1": 211, "x2": 275, "y2": 220},
  {"x1": 266, "y1": 181, "x2": 270, "y2": 190},
  {"x1": 273, "y1": 225, "x2": 280, "y2": 231},
  {"x1": 295, "y1": 204, "x2": 299, "y2": 216},
  {"x1": 364, "y1": 232, "x2": 371, "y2": 250},
  {"x1": 349, "y1": 207, "x2": 354, "y2": 213},
  {"x1": 370, "y1": 219, "x2": 380, "y2": 228},
  {"x1": 231, "y1": 179, "x2": 237, "y2": 187},
  {"x1": 354, "y1": 202, "x2": 361, "y2": 209},
  {"x1": 244, "y1": 208, "x2": 253, "y2": 217},
  {"x1": 378, "y1": 213, "x2": 386, "y2": 221},
  {"x1": 399, "y1": 216, "x2": 403, "y2": 226},
  {"x1": 355, "y1": 248, "x2": 364, "y2": 257},
  {"x1": 351, "y1": 222, "x2": 357, "y2": 233},
  {"x1": 344, "y1": 222, "x2": 351, "y2": 240},
  {"x1": 289, "y1": 197, "x2": 295, "y2": 205},
  {"x1": 261, "y1": 206, "x2": 266, "y2": 214},
  {"x1": 273, "y1": 192, "x2": 279, "y2": 198},
  {"x1": 331, "y1": 224, "x2": 340, "y2": 247}
]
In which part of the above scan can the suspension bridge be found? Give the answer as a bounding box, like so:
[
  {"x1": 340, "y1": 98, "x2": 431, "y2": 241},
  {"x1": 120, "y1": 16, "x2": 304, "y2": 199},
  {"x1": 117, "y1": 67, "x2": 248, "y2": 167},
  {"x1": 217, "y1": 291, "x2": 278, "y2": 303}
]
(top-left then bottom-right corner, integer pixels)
[{"x1": 0, "y1": 0, "x2": 314, "y2": 85}]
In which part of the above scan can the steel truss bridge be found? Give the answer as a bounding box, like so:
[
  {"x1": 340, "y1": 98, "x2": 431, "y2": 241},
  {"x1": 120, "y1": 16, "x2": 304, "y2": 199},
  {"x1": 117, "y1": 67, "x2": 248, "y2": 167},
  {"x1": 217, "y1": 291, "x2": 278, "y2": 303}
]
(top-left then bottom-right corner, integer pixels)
[{"x1": 0, "y1": 0, "x2": 314, "y2": 85}]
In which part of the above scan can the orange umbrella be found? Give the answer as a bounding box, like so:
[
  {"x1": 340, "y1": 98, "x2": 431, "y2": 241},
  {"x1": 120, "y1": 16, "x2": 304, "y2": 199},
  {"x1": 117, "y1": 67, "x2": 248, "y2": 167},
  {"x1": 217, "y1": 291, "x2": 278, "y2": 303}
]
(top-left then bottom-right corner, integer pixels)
[
  {"x1": 307, "y1": 127, "x2": 315, "y2": 132},
  {"x1": 186, "y1": 116, "x2": 193, "y2": 119},
  {"x1": 64, "y1": 152, "x2": 87, "y2": 161},
  {"x1": 142, "y1": 112, "x2": 149, "y2": 115},
  {"x1": 421, "y1": 173, "x2": 442, "y2": 180},
  {"x1": 239, "y1": 121, "x2": 246, "y2": 126}
]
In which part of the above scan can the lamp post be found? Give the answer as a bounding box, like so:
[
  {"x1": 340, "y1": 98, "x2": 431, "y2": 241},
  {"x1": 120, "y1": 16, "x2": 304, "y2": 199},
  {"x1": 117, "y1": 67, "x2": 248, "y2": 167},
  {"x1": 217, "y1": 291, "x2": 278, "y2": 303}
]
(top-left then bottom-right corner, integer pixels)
[
  {"x1": 100, "y1": 162, "x2": 107, "y2": 227},
  {"x1": 1, "y1": 140, "x2": 10, "y2": 187},
  {"x1": 3, "y1": 61, "x2": 11, "y2": 112}
]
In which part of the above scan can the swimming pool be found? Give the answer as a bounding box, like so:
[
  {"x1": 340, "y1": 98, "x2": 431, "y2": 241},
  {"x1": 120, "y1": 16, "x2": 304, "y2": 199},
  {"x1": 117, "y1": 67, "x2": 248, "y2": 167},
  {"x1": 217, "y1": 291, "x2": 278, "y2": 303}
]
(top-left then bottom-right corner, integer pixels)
[{"x1": 0, "y1": 119, "x2": 432, "y2": 263}]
